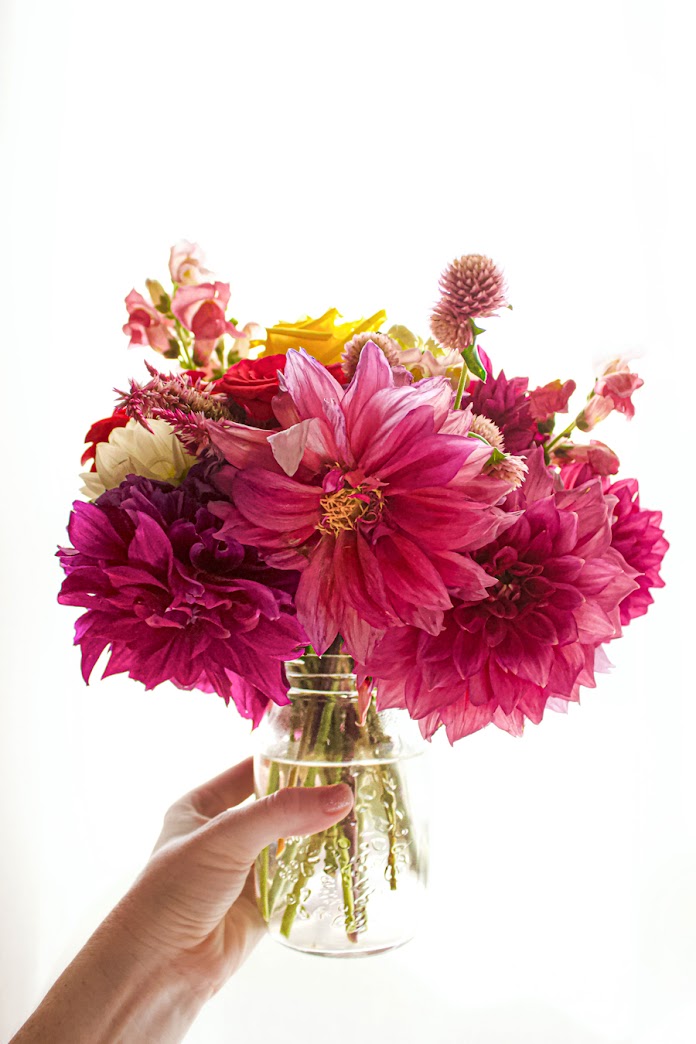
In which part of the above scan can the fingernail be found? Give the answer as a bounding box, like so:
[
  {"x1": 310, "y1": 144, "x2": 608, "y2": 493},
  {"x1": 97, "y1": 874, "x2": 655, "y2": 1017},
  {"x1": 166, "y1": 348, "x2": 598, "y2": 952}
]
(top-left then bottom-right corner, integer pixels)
[{"x1": 321, "y1": 784, "x2": 352, "y2": 814}]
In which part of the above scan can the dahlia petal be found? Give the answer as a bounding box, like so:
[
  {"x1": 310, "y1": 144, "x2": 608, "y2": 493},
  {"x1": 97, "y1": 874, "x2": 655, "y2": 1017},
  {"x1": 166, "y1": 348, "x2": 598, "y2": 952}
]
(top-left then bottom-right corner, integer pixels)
[
  {"x1": 208, "y1": 420, "x2": 279, "y2": 471},
  {"x1": 268, "y1": 419, "x2": 316, "y2": 477},
  {"x1": 488, "y1": 659, "x2": 527, "y2": 715},
  {"x1": 508, "y1": 642, "x2": 554, "y2": 687},
  {"x1": 468, "y1": 668, "x2": 495, "y2": 707},
  {"x1": 128, "y1": 512, "x2": 173, "y2": 577},
  {"x1": 388, "y1": 489, "x2": 516, "y2": 551},
  {"x1": 490, "y1": 707, "x2": 526, "y2": 737},
  {"x1": 342, "y1": 340, "x2": 395, "y2": 432},
  {"x1": 359, "y1": 403, "x2": 437, "y2": 475},
  {"x1": 295, "y1": 536, "x2": 340, "y2": 653},
  {"x1": 67, "y1": 501, "x2": 127, "y2": 559},
  {"x1": 453, "y1": 628, "x2": 489, "y2": 677},
  {"x1": 442, "y1": 696, "x2": 497, "y2": 740},
  {"x1": 283, "y1": 349, "x2": 344, "y2": 421},
  {"x1": 233, "y1": 469, "x2": 323, "y2": 532},
  {"x1": 374, "y1": 532, "x2": 451, "y2": 611},
  {"x1": 547, "y1": 643, "x2": 585, "y2": 695},
  {"x1": 430, "y1": 552, "x2": 496, "y2": 601},
  {"x1": 340, "y1": 604, "x2": 382, "y2": 663},
  {"x1": 380, "y1": 434, "x2": 477, "y2": 492},
  {"x1": 334, "y1": 531, "x2": 395, "y2": 628}
]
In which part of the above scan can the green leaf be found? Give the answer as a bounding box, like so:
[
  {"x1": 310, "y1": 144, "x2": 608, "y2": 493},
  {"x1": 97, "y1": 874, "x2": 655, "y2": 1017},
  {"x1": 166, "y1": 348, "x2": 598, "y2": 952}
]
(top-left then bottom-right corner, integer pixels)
[{"x1": 462, "y1": 342, "x2": 487, "y2": 381}]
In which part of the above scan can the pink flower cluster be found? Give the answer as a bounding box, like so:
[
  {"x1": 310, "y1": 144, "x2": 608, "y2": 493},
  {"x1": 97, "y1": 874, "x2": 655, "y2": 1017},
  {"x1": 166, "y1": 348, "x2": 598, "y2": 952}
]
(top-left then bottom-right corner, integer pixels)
[{"x1": 58, "y1": 245, "x2": 667, "y2": 740}]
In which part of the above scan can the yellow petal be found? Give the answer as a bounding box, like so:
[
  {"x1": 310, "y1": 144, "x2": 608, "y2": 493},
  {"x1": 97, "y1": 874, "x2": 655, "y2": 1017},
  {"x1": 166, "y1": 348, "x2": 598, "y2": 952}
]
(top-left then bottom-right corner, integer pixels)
[{"x1": 260, "y1": 308, "x2": 388, "y2": 366}]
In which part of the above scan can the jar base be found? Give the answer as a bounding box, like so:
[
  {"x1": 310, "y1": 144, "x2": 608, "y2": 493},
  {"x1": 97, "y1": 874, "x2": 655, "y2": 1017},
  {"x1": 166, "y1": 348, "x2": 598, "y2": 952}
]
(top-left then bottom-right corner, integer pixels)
[{"x1": 272, "y1": 934, "x2": 414, "y2": 959}]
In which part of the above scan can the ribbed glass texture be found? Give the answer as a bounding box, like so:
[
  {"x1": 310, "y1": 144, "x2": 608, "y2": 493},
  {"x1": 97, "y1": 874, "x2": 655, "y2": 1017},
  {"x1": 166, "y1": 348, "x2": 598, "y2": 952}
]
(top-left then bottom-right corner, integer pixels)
[{"x1": 254, "y1": 654, "x2": 429, "y2": 957}]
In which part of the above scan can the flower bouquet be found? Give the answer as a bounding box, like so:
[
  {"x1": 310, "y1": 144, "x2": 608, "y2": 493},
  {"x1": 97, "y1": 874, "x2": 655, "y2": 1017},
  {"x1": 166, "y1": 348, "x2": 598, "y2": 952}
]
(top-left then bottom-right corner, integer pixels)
[{"x1": 58, "y1": 243, "x2": 667, "y2": 956}]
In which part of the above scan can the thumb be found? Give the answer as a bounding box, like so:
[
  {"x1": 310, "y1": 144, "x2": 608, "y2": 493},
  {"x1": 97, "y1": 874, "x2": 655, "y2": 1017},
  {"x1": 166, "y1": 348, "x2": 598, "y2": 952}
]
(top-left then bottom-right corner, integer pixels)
[{"x1": 206, "y1": 783, "x2": 354, "y2": 866}]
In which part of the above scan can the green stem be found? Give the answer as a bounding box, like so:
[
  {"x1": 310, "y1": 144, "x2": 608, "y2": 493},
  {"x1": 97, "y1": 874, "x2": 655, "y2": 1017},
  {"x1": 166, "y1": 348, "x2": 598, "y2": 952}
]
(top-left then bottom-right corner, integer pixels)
[
  {"x1": 279, "y1": 830, "x2": 326, "y2": 939},
  {"x1": 546, "y1": 420, "x2": 577, "y2": 452},
  {"x1": 453, "y1": 353, "x2": 470, "y2": 410},
  {"x1": 257, "y1": 760, "x2": 280, "y2": 922}
]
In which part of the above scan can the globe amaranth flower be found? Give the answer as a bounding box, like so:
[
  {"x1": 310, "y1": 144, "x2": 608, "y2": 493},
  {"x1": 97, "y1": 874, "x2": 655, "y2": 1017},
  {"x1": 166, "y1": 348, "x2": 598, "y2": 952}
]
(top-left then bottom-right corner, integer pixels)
[
  {"x1": 363, "y1": 450, "x2": 639, "y2": 742},
  {"x1": 430, "y1": 254, "x2": 508, "y2": 352},
  {"x1": 57, "y1": 467, "x2": 307, "y2": 724},
  {"x1": 606, "y1": 478, "x2": 668, "y2": 625},
  {"x1": 208, "y1": 341, "x2": 519, "y2": 662},
  {"x1": 341, "y1": 330, "x2": 406, "y2": 380},
  {"x1": 80, "y1": 418, "x2": 198, "y2": 500}
]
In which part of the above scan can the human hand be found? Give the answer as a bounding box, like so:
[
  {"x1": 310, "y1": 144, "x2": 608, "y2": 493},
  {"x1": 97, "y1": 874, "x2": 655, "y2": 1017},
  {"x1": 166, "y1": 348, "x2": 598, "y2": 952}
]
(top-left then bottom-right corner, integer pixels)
[
  {"x1": 12, "y1": 758, "x2": 353, "y2": 1044},
  {"x1": 121, "y1": 756, "x2": 353, "y2": 993}
]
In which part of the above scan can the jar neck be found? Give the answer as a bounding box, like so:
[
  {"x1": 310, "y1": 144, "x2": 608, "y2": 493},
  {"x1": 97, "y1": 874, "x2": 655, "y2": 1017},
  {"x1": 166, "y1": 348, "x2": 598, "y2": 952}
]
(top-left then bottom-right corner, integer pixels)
[{"x1": 285, "y1": 653, "x2": 357, "y2": 696}]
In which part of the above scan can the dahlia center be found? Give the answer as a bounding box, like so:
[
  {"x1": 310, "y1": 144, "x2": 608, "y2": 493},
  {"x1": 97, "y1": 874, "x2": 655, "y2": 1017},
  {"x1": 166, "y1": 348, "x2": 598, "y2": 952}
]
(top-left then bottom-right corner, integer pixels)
[{"x1": 318, "y1": 486, "x2": 383, "y2": 536}]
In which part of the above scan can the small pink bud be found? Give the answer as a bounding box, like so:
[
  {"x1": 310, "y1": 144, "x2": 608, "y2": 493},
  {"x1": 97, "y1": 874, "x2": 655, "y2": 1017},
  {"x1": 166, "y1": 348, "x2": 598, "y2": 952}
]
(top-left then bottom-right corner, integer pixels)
[{"x1": 576, "y1": 394, "x2": 614, "y2": 432}]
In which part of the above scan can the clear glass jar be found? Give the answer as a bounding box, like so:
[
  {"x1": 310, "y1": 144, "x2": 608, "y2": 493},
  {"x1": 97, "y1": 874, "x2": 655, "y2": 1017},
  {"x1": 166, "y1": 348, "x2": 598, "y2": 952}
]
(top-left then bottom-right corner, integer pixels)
[{"x1": 253, "y1": 654, "x2": 429, "y2": 957}]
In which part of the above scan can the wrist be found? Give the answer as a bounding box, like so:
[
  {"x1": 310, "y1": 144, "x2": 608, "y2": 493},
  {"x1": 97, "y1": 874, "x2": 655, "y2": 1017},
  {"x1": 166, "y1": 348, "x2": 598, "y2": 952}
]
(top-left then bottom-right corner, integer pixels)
[{"x1": 13, "y1": 900, "x2": 209, "y2": 1044}]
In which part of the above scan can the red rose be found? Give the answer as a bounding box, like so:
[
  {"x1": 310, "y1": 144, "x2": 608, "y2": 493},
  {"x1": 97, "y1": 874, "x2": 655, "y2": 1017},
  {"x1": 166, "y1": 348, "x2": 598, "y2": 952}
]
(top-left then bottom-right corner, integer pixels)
[
  {"x1": 325, "y1": 363, "x2": 349, "y2": 386},
  {"x1": 214, "y1": 355, "x2": 287, "y2": 423},
  {"x1": 215, "y1": 356, "x2": 350, "y2": 425},
  {"x1": 81, "y1": 410, "x2": 130, "y2": 469}
]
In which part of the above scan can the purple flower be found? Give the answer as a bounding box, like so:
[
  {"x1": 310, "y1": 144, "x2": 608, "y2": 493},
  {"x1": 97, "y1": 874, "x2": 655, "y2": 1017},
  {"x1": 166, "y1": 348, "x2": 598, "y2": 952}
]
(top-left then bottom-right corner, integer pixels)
[
  {"x1": 464, "y1": 368, "x2": 537, "y2": 454},
  {"x1": 57, "y1": 466, "x2": 307, "y2": 724}
]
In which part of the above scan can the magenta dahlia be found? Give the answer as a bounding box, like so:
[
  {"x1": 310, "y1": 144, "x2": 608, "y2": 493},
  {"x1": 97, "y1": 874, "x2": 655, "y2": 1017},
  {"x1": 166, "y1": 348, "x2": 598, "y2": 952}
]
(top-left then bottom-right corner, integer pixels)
[
  {"x1": 464, "y1": 367, "x2": 537, "y2": 454},
  {"x1": 208, "y1": 341, "x2": 519, "y2": 661},
  {"x1": 57, "y1": 466, "x2": 307, "y2": 724},
  {"x1": 363, "y1": 451, "x2": 639, "y2": 742},
  {"x1": 606, "y1": 478, "x2": 668, "y2": 625}
]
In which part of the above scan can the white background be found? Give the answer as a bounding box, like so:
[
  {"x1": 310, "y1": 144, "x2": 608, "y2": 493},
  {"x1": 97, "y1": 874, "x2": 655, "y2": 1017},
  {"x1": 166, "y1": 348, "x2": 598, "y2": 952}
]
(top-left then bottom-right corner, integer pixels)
[{"x1": 1, "y1": 1, "x2": 694, "y2": 1041}]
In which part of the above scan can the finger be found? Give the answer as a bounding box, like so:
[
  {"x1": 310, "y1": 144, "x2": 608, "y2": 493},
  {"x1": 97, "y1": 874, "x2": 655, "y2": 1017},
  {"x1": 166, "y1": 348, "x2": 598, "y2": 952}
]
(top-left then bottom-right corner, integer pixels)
[
  {"x1": 207, "y1": 783, "x2": 354, "y2": 866},
  {"x1": 185, "y1": 756, "x2": 255, "y2": 819}
]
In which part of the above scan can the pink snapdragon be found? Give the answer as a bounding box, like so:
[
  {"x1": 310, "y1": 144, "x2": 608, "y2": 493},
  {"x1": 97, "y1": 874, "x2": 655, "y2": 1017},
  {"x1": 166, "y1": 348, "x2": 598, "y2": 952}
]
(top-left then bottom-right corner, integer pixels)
[
  {"x1": 123, "y1": 289, "x2": 175, "y2": 355},
  {"x1": 554, "y1": 440, "x2": 620, "y2": 487},
  {"x1": 594, "y1": 358, "x2": 644, "y2": 419},
  {"x1": 171, "y1": 281, "x2": 245, "y2": 368},
  {"x1": 169, "y1": 240, "x2": 214, "y2": 285},
  {"x1": 528, "y1": 379, "x2": 576, "y2": 422}
]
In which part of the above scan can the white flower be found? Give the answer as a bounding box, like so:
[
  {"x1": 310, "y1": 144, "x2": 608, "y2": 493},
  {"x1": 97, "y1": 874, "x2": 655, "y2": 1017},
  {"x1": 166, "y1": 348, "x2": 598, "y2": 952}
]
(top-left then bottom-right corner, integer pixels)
[{"x1": 80, "y1": 418, "x2": 197, "y2": 500}]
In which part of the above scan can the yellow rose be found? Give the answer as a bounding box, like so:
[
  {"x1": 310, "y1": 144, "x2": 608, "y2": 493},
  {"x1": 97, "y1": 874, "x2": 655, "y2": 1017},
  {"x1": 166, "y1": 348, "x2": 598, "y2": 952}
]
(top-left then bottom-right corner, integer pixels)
[{"x1": 259, "y1": 308, "x2": 388, "y2": 366}]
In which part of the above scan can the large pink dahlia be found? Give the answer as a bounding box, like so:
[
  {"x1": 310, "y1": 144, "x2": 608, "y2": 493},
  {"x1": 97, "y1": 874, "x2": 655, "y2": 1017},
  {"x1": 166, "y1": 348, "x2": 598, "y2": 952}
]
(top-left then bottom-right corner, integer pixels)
[
  {"x1": 57, "y1": 467, "x2": 307, "y2": 724},
  {"x1": 208, "y1": 342, "x2": 519, "y2": 661},
  {"x1": 364, "y1": 451, "x2": 639, "y2": 742},
  {"x1": 606, "y1": 478, "x2": 668, "y2": 625}
]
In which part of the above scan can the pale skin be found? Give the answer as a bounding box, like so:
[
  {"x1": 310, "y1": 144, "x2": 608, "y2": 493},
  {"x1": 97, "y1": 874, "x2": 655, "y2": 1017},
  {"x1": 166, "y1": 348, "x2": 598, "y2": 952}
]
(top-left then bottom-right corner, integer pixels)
[{"x1": 11, "y1": 758, "x2": 354, "y2": 1043}]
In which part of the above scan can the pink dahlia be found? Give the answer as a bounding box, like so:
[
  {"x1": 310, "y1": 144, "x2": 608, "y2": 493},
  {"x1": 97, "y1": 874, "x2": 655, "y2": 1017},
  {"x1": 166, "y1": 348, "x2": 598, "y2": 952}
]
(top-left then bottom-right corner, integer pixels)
[
  {"x1": 208, "y1": 342, "x2": 519, "y2": 661},
  {"x1": 57, "y1": 466, "x2": 307, "y2": 724},
  {"x1": 364, "y1": 451, "x2": 639, "y2": 742},
  {"x1": 606, "y1": 478, "x2": 668, "y2": 625}
]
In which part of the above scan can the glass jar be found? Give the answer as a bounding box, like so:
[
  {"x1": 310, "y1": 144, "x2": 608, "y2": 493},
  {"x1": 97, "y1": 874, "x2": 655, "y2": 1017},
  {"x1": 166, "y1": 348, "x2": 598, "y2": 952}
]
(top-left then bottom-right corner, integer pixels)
[{"x1": 253, "y1": 653, "x2": 429, "y2": 957}]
